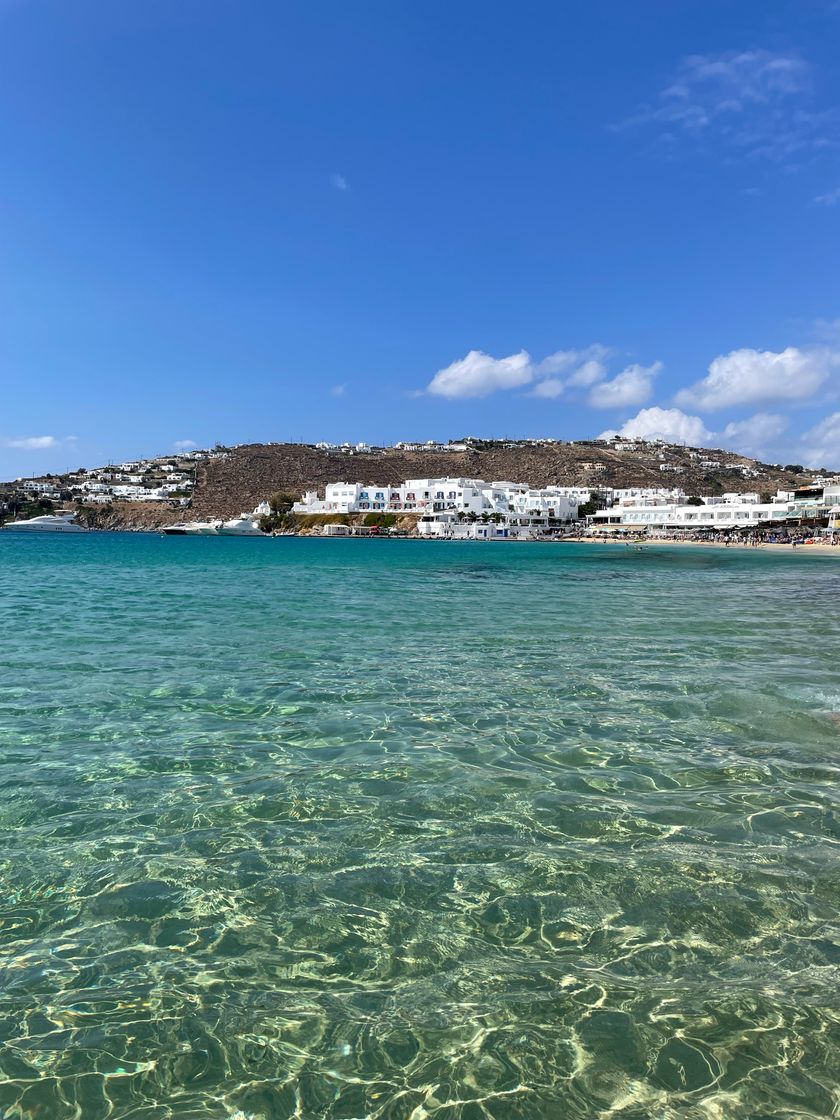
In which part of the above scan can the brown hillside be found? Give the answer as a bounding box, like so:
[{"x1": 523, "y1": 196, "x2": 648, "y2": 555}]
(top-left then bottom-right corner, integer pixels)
[{"x1": 189, "y1": 441, "x2": 817, "y2": 520}]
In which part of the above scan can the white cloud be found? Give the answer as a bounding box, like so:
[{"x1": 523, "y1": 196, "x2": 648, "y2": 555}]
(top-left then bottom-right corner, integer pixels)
[
  {"x1": 720, "y1": 412, "x2": 789, "y2": 458},
  {"x1": 588, "y1": 361, "x2": 661, "y2": 409},
  {"x1": 537, "y1": 344, "x2": 611, "y2": 382},
  {"x1": 676, "y1": 346, "x2": 835, "y2": 410},
  {"x1": 618, "y1": 48, "x2": 835, "y2": 163},
  {"x1": 814, "y1": 186, "x2": 840, "y2": 206},
  {"x1": 529, "y1": 378, "x2": 565, "y2": 399},
  {"x1": 801, "y1": 412, "x2": 840, "y2": 468},
  {"x1": 427, "y1": 349, "x2": 534, "y2": 398},
  {"x1": 598, "y1": 405, "x2": 840, "y2": 466},
  {"x1": 331, "y1": 173, "x2": 348, "y2": 191},
  {"x1": 532, "y1": 350, "x2": 577, "y2": 376},
  {"x1": 426, "y1": 342, "x2": 622, "y2": 400},
  {"x1": 329, "y1": 384, "x2": 347, "y2": 397},
  {"x1": 669, "y1": 49, "x2": 809, "y2": 103},
  {"x1": 173, "y1": 439, "x2": 197, "y2": 450},
  {"x1": 600, "y1": 407, "x2": 713, "y2": 446},
  {"x1": 567, "y1": 358, "x2": 608, "y2": 387},
  {"x1": 2, "y1": 435, "x2": 60, "y2": 450}
]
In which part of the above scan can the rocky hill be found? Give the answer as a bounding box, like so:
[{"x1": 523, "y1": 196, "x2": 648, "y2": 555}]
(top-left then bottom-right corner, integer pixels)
[
  {"x1": 188, "y1": 440, "x2": 821, "y2": 520},
  {"x1": 4, "y1": 438, "x2": 826, "y2": 529}
]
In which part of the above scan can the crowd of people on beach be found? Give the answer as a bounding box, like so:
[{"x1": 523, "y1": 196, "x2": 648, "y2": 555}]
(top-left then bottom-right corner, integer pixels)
[{"x1": 583, "y1": 528, "x2": 838, "y2": 548}]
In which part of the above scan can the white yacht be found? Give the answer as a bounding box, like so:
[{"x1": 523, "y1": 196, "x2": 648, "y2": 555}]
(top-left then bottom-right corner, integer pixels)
[
  {"x1": 1, "y1": 512, "x2": 87, "y2": 533},
  {"x1": 162, "y1": 520, "x2": 220, "y2": 535},
  {"x1": 218, "y1": 514, "x2": 264, "y2": 536}
]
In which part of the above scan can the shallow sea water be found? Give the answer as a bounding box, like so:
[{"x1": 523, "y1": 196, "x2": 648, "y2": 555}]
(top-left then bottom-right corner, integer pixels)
[{"x1": 1, "y1": 533, "x2": 839, "y2": 1119}]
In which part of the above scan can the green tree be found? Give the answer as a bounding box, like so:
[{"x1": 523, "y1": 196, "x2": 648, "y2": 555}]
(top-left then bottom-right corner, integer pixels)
[
  {"x1": 257, "y1": 491, "x2": 299, "y2": 532},
  {"x1": 577, "y1": 489, "x2": 603, "y2": 517},
  {"x1": 269, "y1": 492, "x2": 296, "y2": 515},
  {"x1": 686, "y1": 495, "x2": 704, "y2": 506}
]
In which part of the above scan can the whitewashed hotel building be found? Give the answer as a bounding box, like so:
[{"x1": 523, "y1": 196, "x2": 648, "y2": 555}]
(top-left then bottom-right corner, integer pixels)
[
  {"x1": 590, "y1": 481, "x2": 840, "y2": 532},
  {"x1": 293, "y1": 477, "x2": 580, "y2": 523}
]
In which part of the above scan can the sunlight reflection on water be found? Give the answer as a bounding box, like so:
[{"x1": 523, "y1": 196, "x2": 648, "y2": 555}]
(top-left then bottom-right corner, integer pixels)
[{"x1": 0, "y1": 535, "x2": 839, "y2": 1118}]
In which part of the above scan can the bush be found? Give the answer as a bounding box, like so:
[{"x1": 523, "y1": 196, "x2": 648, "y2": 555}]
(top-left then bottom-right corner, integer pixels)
[
  {"x1": 269, "y1": 491, "x2": 296, "y2": 515},
  {"x1": 362, "y1": 512, "x2": 397, "y2": 528}
]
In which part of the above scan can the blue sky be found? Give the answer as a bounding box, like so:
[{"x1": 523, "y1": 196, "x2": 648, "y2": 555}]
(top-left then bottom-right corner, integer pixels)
[{"x1": 1, "y1": 0, "x2": 839, "y2": 478}]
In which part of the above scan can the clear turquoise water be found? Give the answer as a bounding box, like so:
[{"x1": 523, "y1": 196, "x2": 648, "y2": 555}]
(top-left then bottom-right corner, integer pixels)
[{"x1": 1, "y1": 534, "x2": 839, "y2": 1120}]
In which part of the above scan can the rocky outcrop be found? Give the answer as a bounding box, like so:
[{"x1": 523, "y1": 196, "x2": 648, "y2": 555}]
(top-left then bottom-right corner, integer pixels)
[{"x1": 75, "y1": 503, "x2": 187, "y2": 531}]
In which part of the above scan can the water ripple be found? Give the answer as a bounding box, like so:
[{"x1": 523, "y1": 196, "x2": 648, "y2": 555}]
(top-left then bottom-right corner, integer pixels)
[{"x1": 0, "y1": 536, "x2": 839, "y2": 1118}]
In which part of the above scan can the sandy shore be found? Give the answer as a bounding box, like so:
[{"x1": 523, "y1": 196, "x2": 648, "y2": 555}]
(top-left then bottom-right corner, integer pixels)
[{"x1": 572, "y1": 537, "x2": 840, "y2": 556}]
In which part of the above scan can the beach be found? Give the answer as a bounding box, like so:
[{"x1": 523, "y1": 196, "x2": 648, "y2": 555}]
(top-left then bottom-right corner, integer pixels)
[{"x1": 580, "y1": 536, "x2": 840, "y2": 555}]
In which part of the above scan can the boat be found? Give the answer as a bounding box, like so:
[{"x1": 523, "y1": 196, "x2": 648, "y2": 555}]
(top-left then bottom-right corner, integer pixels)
[
  {"x1": 217, "y1": 514, "x2": 264, "y2": 536},
  {"x1": 161, "y1": 520, "x2": 220, "y2": 535},
  {"x1": 1, "y1": 513, "x2": 88, "y2": 533}
]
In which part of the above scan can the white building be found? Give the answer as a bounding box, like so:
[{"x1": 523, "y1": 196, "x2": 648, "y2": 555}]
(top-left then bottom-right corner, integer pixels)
[
  {"x1": 611, "y1": 487, "x2": 686, "y2": 507},
  {"x1": 293, "y1": 476, "x2": 580, "y2": 523},
  {"x1": 17, "y1": 480, "x2": 63, "y2": 499},
  {"x1": 417, "y1": 513, "x2": 535, "y2": 540},
  {"x1": 541, "y1": 485, "x2": 596, "y2": 501},
  {"x1": 590, "y1": 483, "x2": 840, "y2": 532}
]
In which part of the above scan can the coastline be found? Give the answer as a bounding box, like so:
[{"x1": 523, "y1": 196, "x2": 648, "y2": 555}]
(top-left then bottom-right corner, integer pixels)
[
  {"x1": 4, "y1": 523, "x2": 839, "y2": 555},
  {"x1": 563, "y1": 535, "x2": 840, "y2": 555}
]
